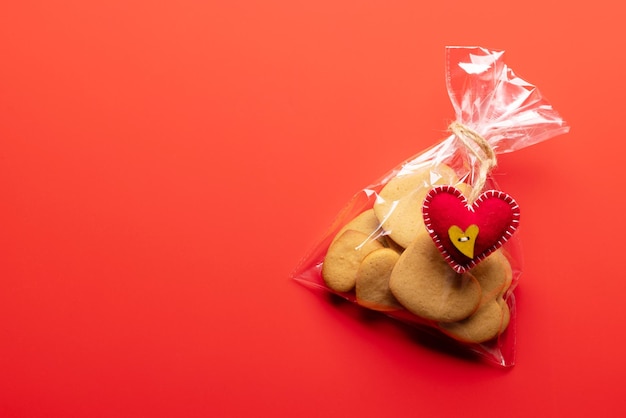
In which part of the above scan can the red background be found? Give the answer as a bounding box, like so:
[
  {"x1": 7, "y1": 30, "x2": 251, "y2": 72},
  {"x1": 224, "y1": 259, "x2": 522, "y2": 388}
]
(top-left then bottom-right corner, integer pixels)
[{"x1": 1, "y1": 1, "x2": 624, "y2": 417}]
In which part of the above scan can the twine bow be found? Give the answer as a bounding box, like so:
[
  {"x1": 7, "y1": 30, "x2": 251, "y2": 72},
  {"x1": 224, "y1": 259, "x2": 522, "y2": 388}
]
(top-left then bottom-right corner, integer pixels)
[{"x1": 448, "y1": 121, "x2": 498, "y2": 204}]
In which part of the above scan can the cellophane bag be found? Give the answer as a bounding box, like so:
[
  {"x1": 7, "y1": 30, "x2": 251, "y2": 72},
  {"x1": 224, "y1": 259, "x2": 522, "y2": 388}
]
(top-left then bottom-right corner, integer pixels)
[{"x1": 291, "y1": 46, "x2": 569, "y2": 367}]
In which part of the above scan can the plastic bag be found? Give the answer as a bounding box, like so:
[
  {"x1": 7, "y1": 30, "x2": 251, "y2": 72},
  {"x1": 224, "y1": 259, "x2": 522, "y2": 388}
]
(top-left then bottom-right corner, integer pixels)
[{"x1": 291, "y1": 46, "x2": 569, "y2": 367}]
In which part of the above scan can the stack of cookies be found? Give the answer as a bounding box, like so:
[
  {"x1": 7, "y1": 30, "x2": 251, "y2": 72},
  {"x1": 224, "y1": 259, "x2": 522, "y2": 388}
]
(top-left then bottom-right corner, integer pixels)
[{"x1": 321, "y1": 164, "x2": 512, "y2": 344}]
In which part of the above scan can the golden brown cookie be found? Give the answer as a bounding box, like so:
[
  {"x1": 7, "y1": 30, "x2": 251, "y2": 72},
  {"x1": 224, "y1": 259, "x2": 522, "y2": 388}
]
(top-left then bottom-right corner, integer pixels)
[
  {"x1": 438, "y1": 252, "x2": 513, "y2": 343},
  {"x1": 322, "y1": 230, "x2": 384, "y2": 293},
  {"x1": 469, "y1": 250, "x2": 513, "y2": 305},
  {"x1": 331, "y1": 209, "x2": 384, "y2": 245},
  {"x1": 355, "y1": 248, "x2": 403, "y2": 312},
  {"x1": 373, "y1": 164, "x2": 458, "y2": 248},
  {"x1": 438, "y1": 298, "x2": 510, "y2": 344},
  {"x1": 389, "y1": 231, "x2": 482, "y2": 322}
]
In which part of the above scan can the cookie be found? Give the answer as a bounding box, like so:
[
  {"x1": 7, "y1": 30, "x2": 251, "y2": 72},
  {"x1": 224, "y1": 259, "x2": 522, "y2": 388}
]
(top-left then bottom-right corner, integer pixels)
[
  {"x1": 389, "y1": 231, "x2": 482, "y2": 322},
  {"x1": 437, "y1": 251, "x2": 513, "y2": 343},
  {"x1": 438, "y1": 298, "x2": 510, "y2": 344},
  {"x1": 373, "y1": 164, "x2": 459, "y2": 248},
  {"x1": 469, "y1": 250, "x2": 512, "y2": 305},
  {"x1": 331, "y1": 209, "x2": 385, "y2": 245},
  {"x1": 322, "y1": 230, "x2": 384, "y2": 293},
  {"x1": 355, "y1": 248, "x2": 403, "y2": 312}
]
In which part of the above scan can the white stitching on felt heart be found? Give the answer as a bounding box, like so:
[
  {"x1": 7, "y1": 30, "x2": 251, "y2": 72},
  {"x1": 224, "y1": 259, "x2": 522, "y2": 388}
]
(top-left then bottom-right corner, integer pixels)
[{"x1": 422, "y1": 185, "x2": 520, "y2": 273}]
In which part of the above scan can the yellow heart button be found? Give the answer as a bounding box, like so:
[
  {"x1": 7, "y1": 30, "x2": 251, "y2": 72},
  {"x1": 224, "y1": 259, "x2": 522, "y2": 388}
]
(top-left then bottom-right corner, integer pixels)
[{"x1": 448, "y1": 224, "x2": 479, "y2": 259}]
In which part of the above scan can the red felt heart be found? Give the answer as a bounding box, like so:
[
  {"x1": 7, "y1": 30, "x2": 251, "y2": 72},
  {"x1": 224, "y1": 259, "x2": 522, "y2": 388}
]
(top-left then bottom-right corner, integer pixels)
[{"x1": 422, "y1": 185, "x2": 520, "y2": 273}]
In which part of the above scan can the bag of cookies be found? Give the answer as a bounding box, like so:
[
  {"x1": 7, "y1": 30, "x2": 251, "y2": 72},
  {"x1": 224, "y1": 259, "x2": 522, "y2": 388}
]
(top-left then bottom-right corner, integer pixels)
[{"x1": 291, "y1": 46, "x2": 569, "y2": 367}]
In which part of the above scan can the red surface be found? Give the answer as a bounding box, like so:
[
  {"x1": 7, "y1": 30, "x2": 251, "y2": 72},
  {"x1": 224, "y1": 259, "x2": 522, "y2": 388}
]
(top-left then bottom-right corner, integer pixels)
[{"x1": 0, "y1": 1, "x2": 624, "y2": 417}]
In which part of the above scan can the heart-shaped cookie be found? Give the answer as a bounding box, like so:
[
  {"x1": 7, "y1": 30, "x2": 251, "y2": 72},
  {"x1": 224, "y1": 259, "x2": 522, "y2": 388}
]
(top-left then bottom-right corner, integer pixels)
[{"x1": 422, "y1": 185, "x2": 520, "y2": 273}]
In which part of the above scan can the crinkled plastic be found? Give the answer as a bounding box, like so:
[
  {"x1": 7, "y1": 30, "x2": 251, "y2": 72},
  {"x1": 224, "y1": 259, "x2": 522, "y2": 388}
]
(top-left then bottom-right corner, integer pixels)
[{"x1": 291, "y1": 46, "x2": 569, "y2": 367}]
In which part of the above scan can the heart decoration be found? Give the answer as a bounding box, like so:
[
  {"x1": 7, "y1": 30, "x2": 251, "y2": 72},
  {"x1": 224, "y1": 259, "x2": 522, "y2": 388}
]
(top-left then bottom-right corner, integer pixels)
[{"x1": 422, "y1": 185, "x2": 520, "y2": 273}]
